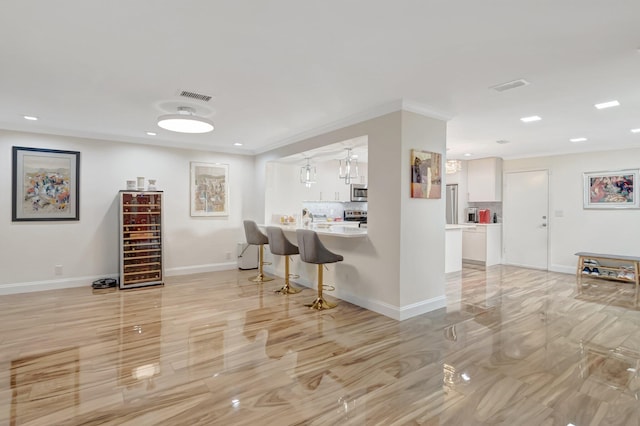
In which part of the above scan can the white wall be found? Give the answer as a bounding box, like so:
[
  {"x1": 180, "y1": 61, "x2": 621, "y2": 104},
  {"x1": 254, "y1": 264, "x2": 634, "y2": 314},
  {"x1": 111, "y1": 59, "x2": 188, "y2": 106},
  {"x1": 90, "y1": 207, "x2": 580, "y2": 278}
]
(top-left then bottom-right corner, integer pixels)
[
  {"x1": 0, "y1": 130, "x2": 255, "y2": 293},
  {"x1": 257, "y1": 110, "x2": 448, "y2": 319},
  {"x1": 399, "y1": 111, "x2": 447, "y2": 306},
  {"x1": 257, "y1": 112, "x2": 404, "y2": 310},
  {"x1": 504, "y1": 148, "x2": 640, "y2": 273}
]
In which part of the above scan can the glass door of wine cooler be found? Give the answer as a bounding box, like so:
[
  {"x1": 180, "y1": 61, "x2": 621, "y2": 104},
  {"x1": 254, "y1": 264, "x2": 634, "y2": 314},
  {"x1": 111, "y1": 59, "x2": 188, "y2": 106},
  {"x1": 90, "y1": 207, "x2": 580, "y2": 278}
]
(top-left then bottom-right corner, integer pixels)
[{"x1": 119, "y1": 191, "x2": 164, "y2": 289}]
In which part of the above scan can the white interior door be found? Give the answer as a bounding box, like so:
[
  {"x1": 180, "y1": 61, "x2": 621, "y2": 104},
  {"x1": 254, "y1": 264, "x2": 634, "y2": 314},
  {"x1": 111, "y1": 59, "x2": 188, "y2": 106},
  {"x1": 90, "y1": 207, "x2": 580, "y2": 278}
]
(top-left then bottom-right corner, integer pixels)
[{"x1": 503, "y1": 170, "x2": 549, "y2": 269}]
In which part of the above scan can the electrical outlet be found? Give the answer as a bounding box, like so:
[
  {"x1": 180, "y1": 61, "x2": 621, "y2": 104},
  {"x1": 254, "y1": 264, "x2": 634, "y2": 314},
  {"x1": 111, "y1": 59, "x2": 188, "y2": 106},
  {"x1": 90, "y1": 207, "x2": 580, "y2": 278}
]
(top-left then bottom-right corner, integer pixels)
[
  {"x1": 225, "y1": 252, "x2": 231, "y2": 260},
  {"x1": 55, "y1": 265, "x2": 63, "y2": 275}
]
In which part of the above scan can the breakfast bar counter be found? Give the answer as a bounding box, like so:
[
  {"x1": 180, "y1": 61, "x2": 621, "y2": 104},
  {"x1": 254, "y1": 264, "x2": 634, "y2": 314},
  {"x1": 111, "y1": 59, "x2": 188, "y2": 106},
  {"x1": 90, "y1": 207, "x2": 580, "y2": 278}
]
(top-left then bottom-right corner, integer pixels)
[{"x1": 260, "y1": 223, "x2": 368, "y2": 238}]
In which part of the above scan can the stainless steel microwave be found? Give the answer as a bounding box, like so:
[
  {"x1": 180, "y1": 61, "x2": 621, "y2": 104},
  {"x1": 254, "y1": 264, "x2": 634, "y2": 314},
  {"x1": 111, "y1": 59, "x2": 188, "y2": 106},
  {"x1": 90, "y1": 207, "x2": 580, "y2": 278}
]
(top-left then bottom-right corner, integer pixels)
[{"x1": 350, "y1": 184, "x2": 368, "y2": 201}]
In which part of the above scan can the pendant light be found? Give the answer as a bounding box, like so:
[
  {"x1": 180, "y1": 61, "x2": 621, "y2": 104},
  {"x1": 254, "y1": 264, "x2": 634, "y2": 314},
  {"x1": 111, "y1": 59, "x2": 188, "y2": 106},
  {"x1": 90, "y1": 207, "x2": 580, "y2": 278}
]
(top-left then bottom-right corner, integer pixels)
[
  {"x1": 445, "y1": 160, "x2": 462, "y2": 174},
  {"x1": 157, "y1": 106, "x2": 214, "y2": 134},
  {"x1": 339, "y1": 148, "x2": 359, "y2": 184},
  {"x1": 300, "y1": 158, "x2": 316, "y2": 188}
]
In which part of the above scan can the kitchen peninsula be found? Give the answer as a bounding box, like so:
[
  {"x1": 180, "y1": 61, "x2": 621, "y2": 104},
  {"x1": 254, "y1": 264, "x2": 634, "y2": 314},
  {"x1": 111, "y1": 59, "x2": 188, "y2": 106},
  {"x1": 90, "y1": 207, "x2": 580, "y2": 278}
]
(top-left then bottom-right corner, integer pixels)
[
  {"x1": 260, "y1": 221, "x2": 371, "y2": 311},
  {"x1": 260, "y1": 222, "x2": 367, "y2": 238},
  {"x1": 445, "y1": 224, "x2": 474, "y2": 273}
]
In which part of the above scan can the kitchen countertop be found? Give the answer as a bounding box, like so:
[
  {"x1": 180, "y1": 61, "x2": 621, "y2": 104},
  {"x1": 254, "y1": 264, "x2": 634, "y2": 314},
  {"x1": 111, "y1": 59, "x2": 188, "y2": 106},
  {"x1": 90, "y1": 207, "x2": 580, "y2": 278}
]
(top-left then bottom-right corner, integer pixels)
[
  {"x1": 259, "y1": 223, "x2": 367, "y2": 238},
  {"x1": 446, "y1": 224, "x2": 476, "y2": 230}
]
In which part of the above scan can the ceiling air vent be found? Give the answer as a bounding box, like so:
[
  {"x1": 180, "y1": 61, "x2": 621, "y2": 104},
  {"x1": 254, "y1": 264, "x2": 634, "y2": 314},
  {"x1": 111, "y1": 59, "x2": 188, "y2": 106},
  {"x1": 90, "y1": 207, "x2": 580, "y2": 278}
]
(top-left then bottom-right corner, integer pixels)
[
  {"x1": 490, "y1": 79, "x2": 530, "y2": 92},
  {"x1": 179, "y1": 90, "x2": 212, "y2": 102}
]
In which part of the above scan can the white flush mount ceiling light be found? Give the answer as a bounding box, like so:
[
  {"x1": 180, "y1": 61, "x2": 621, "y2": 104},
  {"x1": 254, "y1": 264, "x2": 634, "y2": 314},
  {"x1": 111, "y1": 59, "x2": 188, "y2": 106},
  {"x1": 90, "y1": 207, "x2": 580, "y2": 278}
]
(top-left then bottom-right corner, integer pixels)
[
  {"x1": 233, "y1": 142, "x2": 243, "y2": 146},
  {"x1": 570, "y1": 137, "x2": 587, "y2": 142},
  {"x1": 300, "y1": 158, "x2": 317, "y2": 188},
  {"x1": 157, "y1": 106, "x2": 214, "y2": 133},
  {"x1": 23, "y1": 115, "x2": 38, "y2": 121},
  {"x1": 339, "y1": 148, "x2": 359, "y2": 184},
  {"x1": 631, "y1": 128, "x2": 640, "y2": 133},
  {"x1": 594, "y1": 100, "x2": 620, "y2": 110},
  {"x1": 520, "y1": 115, "x2": 541, "y2": 123}
]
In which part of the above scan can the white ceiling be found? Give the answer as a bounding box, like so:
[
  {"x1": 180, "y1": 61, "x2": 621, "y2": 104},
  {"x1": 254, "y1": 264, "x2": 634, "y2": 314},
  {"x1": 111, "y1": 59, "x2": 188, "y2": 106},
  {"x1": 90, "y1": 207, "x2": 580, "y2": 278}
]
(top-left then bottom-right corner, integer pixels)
[{"x1": 1, "y1": 1, "x2": 640, "y2": 160}]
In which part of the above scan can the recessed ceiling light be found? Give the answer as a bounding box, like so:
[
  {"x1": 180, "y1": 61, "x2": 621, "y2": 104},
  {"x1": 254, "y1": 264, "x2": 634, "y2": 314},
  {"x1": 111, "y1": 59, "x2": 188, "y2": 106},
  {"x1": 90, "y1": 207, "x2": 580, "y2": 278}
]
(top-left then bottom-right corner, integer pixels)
[
  {"x1": 463, "y1": 153, "x2": 472, "y2": 157},
  {"x1": 631, "y1": 128, "x2": 640, "y2": 133},
  {"x1": 520, "y1": 115, "x2": 541, "y2": 123},
  {"x1": 496, "y1": 140, "x2": 510, "y2": 144},
  {"x1": 594, "y1": 100, "x2": 620, "y2": 109},
  {"x1": 570, "y1": 137, "x2": 587, "y2": 143},
  {"x1": 23, "y1": 115, "x2": 38, "y2": 121},
  {"x1": 233, "y1": 142, "x2": 243, "y2": 146},
  {"x1": 146, "y1": 132, "x2": 157, "y2": 136}
]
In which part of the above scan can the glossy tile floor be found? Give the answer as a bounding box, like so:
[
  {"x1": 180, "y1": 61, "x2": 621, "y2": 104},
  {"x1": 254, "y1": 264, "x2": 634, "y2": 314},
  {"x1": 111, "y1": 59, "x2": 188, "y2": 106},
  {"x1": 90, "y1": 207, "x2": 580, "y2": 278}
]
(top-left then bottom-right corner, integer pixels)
[{"x1": 2, "y1": 264, "x2": 640, "y2": 425}]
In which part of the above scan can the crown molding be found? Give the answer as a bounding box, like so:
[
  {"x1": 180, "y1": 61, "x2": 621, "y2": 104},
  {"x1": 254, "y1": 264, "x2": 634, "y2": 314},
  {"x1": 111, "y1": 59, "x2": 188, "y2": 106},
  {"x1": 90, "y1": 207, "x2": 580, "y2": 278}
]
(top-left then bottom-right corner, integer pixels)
[{"x1": 256, "y1": 99, "x2": 452, "y2": 154}]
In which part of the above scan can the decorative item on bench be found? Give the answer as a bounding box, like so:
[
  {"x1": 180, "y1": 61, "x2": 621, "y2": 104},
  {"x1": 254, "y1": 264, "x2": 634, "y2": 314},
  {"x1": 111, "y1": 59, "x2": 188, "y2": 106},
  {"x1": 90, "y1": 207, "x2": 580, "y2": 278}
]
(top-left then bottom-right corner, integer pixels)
[{"x1": 92, "y1": 278, "x2": 117, "y2": 289}]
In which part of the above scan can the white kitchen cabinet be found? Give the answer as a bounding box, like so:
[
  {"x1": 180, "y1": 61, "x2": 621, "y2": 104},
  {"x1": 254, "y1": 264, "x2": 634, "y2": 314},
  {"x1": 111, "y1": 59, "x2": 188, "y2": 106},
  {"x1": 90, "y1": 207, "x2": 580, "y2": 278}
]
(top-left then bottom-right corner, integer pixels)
[
  {"x1": 317, "y1": 180, "x2": 349, "y2": 201},
  {"x1": 445, "y1": 227, "x2": 463, "y2": 273},
  {"x1": 467, "y1": 157, "x2": 503, "y2": 202},
  {"x1": 462, "y1": 224, "x2": 502, "y2": 266}
]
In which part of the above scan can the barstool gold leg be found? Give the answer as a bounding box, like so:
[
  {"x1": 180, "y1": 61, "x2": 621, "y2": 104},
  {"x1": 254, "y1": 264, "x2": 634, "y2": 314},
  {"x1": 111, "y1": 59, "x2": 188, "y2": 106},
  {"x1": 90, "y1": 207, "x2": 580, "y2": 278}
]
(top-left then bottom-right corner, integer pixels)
[
  {"x1": 305, "y1": 264, "x2": 336, "y2": 310},
  {"x1": 275, "y1": 255, "x2": 301, "y2": 294},
  {"x1": 249, "y1": 245, "x2": 274, "y2": 283}
]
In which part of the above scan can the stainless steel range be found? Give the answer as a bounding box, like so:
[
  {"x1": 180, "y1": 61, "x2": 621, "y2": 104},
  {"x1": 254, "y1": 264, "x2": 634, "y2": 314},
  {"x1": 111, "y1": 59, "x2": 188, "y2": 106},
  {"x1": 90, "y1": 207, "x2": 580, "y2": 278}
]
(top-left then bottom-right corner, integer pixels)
[{"x1": 344, "y1": 209, "x2": 367, "y2": 224}]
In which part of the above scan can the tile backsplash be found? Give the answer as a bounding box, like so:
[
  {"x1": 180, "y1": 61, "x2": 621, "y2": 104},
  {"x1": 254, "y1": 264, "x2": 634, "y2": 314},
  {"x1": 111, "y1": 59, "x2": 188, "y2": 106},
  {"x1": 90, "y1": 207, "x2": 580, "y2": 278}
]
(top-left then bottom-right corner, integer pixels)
[
  {"x1": 468, "y1": 202, "x2": 502, "y2": 222},
  {"x1": 302, "y1": 201, "x2": 367, "y2": 220}
]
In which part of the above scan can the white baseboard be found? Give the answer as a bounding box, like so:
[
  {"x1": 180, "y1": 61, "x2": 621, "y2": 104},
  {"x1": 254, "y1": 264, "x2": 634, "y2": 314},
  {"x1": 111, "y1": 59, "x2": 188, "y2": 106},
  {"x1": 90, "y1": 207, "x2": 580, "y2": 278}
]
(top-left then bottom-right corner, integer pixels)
[
  {"x1": 0, "y1": 262, "x2": 240, "y2": 295},
  {"x1": 165, "y1": 262, "x2": 238, "y2": 276},
  {"x1": 548, "y1": 264, "x2": 576, "y2": 275},
  {"x1": 0, "y1": 273, "x2": 119, "y2": 295},
  {"x1": 289, "y1": 276, "x2": 446, "y2": 321},
  {"x1": 397, "y1": 296, "x2": 448, "y2": 320}
]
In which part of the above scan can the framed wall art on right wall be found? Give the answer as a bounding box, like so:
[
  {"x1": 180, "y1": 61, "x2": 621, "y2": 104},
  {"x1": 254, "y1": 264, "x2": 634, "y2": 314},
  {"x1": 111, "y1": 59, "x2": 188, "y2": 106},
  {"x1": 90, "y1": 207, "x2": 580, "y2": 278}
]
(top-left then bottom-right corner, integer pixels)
[{"x1": 583, "y1": 169, "x2": 638, "y2": 209}]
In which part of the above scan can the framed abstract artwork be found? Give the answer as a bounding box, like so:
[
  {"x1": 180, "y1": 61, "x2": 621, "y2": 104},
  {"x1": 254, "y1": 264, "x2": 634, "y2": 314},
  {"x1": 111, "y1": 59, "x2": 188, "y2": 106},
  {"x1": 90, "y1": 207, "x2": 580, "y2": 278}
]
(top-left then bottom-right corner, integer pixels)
[
  {"x1": 190, "y1": 162, "x2": 229, "y2": 217},
  {"x1": 583, "y1": 169, "x2": 638, "y2": 209},
  {"x1": 410, "y1": 149, "x2": 442, "y2": 199},
  {"x1": 12, "y1": 146, "x2": 80, "y2": 221}
]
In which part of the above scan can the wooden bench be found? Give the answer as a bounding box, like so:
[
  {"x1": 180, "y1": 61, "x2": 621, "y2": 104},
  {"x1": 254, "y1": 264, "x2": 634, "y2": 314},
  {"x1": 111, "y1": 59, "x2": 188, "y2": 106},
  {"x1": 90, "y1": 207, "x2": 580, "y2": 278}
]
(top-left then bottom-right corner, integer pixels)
[{"x1": 575, "y1": 252, "x2": 640, "y2": 306}]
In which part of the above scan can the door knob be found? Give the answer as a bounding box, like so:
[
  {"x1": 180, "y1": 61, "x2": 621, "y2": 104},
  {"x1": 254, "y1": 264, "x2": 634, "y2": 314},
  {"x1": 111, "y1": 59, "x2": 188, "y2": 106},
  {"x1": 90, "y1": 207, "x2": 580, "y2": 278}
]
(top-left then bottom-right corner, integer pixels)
[
  {"x1": 542, "y1": 223, "x2": 547, "y2": 227},
  {"x1": 542, "y1": 215, "x2": 547, "y2": 219}
]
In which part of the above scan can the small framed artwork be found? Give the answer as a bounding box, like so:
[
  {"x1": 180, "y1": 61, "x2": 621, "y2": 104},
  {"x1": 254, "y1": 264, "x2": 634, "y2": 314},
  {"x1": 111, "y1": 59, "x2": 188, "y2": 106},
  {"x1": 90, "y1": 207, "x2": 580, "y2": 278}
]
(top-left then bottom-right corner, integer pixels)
[
  {"x1": 12, "y1": 146, "x2": 80, "y2": 221},
  {"x1": 410, "y1": 149, "x2": 442, "y2": 199},
  {"x1": 583, "y1": 169, "x2": 638, "y2": 209},
  {"x1": 190, "y1": 162, "x2": 229, "y2": 217}
]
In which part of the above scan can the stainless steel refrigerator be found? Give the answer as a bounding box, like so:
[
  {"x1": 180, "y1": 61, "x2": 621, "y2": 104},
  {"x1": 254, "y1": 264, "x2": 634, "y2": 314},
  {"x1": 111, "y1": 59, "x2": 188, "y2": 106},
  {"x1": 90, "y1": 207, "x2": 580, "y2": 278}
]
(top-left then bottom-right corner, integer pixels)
[{"x1": 446, "y1": 184, "x2": 458, "y2": 224}]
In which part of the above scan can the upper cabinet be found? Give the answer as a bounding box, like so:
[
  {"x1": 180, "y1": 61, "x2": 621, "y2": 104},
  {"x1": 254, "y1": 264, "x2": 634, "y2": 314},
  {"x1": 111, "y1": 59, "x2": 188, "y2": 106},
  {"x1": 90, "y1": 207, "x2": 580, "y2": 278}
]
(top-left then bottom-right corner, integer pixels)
[{"x1": 467, "y1": 157, "x2": 503, "y2": 202}]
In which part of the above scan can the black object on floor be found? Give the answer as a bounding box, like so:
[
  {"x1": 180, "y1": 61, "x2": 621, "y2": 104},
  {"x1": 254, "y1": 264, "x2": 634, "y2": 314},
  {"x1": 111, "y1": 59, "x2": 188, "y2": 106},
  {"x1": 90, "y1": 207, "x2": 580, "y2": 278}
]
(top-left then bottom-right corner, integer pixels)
[{"x1": 92, "y1": 278, "x2": 118, "y2": 289}]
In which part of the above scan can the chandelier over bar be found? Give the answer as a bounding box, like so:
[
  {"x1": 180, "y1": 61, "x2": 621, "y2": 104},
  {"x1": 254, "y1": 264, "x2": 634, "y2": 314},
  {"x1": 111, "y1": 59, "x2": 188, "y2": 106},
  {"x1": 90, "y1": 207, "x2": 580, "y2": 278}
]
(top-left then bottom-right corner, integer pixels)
[
  {"x1": 339, "y1": 148, "x2": 359, "y2": 184},
  {"x1": 300, "y1": 158, "x2": 317, "y2": 188},
  {"x1": 445, "y1": 159, "x2": 462, "y2": 174}
]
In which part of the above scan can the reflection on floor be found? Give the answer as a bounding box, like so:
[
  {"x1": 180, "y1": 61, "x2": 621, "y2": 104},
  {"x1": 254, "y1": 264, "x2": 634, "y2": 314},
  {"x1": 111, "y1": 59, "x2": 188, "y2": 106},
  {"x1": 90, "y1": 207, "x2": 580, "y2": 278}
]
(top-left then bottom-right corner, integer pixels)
[{"x1": 2, "y1": 264, "x2": 640, "y2": 424}]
